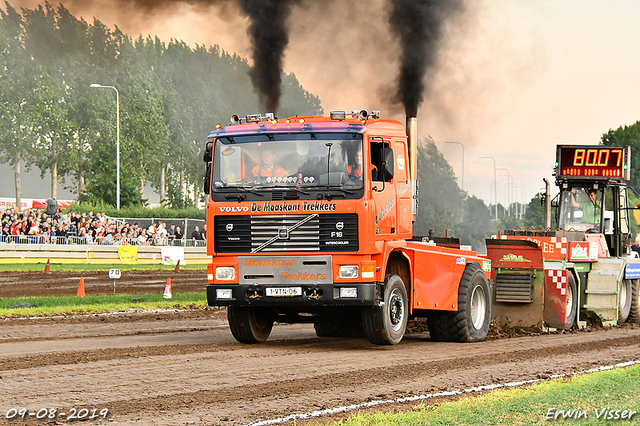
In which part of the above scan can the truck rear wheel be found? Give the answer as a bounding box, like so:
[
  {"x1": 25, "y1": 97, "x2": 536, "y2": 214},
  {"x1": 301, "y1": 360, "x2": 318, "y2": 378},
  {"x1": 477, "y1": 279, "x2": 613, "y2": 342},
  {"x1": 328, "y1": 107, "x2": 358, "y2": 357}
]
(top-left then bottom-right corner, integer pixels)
[
  {"x1": 227, "y1": 306, "x2": 274, "y2": 344},
  {"x1": 362, "y1": 274, "x2": 408, "y2": 345},
  {"x1": 629, "y1": 279, "x2": 640, "y2": 323},
  {"x1": 428, "y1": 262, "x2": 492, "y2": 342},
  {"x1": 618, "y1": 279, "x2": 633, "y2": 324}
]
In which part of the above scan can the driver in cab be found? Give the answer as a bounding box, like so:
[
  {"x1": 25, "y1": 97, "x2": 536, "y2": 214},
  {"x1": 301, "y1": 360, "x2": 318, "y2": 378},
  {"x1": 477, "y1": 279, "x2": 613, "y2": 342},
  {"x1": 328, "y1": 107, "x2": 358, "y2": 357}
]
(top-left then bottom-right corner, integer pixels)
[
  {"x1": 252, "y1": 148, "x2": 287, "y2": 180},
  {"x1": 347, "y1": 147, "x2": 378, "y2": 181},
  {"x1": 571, "y1": 188, "x2": 600, "y2": 224}
]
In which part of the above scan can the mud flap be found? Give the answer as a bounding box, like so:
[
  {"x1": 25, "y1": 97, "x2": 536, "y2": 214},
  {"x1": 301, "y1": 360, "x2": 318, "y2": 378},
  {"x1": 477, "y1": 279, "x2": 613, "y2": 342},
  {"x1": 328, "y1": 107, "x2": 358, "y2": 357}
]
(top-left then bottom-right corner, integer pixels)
[{"x1": 543, "y1": 267, "x2": 569, "y2": 329}]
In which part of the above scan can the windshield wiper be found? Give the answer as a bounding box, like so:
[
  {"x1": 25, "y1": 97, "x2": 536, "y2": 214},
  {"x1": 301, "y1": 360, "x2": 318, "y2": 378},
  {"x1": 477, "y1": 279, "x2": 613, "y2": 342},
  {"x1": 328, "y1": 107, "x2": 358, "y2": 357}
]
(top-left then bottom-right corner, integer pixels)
[
  {"x1": 285, "y1": 186, "x2": 310, "y2": 195},
  {"x1": 314, "y1": 184, "x2": 355, "y2": 195},
  {"x1": 221, "y1": 186, "x2": 265, "y2": 200}
]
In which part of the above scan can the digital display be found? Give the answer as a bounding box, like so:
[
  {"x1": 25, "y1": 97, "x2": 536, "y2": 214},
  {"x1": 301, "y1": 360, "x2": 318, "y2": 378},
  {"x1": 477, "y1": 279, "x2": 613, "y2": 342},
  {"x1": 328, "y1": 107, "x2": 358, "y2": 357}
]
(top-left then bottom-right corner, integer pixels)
[{"x1": 556, "y1": 145, "x2": 630, "y2": 180}]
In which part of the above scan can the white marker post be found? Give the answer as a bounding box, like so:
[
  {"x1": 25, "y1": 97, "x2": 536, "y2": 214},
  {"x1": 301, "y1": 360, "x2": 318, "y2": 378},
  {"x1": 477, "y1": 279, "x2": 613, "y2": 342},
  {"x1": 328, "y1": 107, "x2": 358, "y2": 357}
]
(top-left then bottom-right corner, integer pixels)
[{"x1": 109, "y1": 269, "x2": 121, "y2": 294}]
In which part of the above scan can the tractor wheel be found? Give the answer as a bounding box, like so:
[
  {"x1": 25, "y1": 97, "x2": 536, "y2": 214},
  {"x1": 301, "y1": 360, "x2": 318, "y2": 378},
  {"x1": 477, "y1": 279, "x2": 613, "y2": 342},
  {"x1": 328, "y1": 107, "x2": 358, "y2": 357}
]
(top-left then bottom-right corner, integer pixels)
[
  {"x1": 362, "y1": 274, "x2": 408, "y2": 345},
  {"x1": 427, "y1": 262, "x2": 492, "y2": 342},
  {"x1": 563, "y1": 273, "x2": 578, "y2": 329},
  {"x1": 618, "y1": 279, "x2": 633, "y2": 324},
  {"x1": 227, "y1": 306, "x2": 274, "y2": 344},
  {"x1": 629, "y1": 279, "x2": 640, "y2": 323}
]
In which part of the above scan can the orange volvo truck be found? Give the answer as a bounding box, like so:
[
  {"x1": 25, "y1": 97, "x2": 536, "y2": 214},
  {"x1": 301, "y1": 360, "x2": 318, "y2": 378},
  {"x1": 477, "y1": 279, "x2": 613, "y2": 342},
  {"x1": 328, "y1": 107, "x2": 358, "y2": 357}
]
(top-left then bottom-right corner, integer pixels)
[
  {"x1": 486, "y1": 145, "x2": 640, "y2": 330},
  {"x1": 202, "y1": 111, "x2": 492, "y2": 345}
]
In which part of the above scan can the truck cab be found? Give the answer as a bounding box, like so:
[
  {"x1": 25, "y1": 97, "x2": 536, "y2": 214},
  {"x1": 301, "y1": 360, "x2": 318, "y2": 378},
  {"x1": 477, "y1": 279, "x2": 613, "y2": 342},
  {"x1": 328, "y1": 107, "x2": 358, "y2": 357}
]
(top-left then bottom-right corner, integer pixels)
[{"x1": 203, "y1": 111, "x2": 415, "y2": 344}]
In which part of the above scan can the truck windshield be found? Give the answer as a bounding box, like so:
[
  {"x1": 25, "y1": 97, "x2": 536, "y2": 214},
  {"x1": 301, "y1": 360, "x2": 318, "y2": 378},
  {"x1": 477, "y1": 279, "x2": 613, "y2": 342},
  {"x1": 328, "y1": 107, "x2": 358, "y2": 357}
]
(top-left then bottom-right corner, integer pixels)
[
  {"x1": 212, "y1": 133, "x2": 364, "y2": 191},
  {"x1": 558, "y1": 188, "x2": 603, "y2": 232}
]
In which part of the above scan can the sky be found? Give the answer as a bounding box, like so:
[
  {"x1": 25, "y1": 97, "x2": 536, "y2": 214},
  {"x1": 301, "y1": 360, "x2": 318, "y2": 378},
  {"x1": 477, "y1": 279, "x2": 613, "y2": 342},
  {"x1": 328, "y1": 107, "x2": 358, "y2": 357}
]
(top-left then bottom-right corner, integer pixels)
[{"x1": 7, "y1": 0, "x2": 640, "y2": 208}]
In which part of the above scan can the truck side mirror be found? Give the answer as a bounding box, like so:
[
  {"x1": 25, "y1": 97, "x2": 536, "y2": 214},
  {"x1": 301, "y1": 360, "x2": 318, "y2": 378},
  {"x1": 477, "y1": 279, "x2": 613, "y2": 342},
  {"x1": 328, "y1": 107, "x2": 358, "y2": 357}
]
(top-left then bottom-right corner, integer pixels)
[
  {"x1": 204, "y1": 163, "x2": 211, "y2": 195},
  {"x1": 203, "y1": 141, "x2": 212, "y2": 162},
  {"x1": 381, "y1": 147, "x2": 394, "y2": 181}
]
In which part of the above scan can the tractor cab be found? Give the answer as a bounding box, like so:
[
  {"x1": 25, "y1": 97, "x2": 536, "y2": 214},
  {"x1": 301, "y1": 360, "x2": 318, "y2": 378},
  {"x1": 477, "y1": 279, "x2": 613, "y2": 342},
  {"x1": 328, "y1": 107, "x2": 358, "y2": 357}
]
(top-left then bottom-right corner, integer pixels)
[{"x1": 554, "y1": 145, "x2": 633, "y2": 257}]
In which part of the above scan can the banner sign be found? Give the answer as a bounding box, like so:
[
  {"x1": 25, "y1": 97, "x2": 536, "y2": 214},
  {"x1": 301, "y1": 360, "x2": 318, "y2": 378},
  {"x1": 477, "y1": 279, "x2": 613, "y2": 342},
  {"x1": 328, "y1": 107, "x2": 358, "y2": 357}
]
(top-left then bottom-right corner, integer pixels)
[
  {"x1": 117, "y1": 246, "x2": 139, "y2": 265},
  {"x1": 161, "y1": 246, "x2": 185, "y2": 266}
]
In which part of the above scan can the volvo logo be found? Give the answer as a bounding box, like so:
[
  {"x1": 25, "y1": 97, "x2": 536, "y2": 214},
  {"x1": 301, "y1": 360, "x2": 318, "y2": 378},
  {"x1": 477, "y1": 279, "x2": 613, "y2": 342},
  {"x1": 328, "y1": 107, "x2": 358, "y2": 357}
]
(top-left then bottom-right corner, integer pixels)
[
  {"x1": 278, "y1": 228, "x2": 290, "y2": 239},
  {"x1": 226, "y1": 223, "x2": 234, "y2": 232},
  {"x1": 336, "y1": 222, "x2": 344, "y2": 231}
]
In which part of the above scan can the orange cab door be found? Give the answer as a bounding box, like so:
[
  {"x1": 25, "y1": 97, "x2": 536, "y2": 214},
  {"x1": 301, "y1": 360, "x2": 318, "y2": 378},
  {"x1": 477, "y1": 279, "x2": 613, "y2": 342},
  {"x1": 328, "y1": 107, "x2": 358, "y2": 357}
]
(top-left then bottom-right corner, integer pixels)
[{"x1": 370, "y1": 137, "x2": 396, "y2": 239}]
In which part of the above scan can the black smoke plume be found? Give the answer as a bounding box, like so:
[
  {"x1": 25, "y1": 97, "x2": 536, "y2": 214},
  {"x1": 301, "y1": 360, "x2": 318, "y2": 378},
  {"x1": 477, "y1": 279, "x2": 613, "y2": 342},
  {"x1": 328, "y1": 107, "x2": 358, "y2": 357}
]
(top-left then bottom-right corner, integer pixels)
[
  {"x1": 389, "y1": 0, "x2": 463, "y2": 117},
  {"x1": 238, "y1": 0, "x2": 299, "y2": 113}
]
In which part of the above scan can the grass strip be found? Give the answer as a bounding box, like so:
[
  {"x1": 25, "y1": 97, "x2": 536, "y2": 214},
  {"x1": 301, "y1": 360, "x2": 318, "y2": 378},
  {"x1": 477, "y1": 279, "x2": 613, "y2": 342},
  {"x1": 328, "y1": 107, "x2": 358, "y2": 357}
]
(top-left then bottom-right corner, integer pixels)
[
  {"x1": 324, "y1": 364, "x2": 640, "y2": 426},
  {"x1": 0, "y1": 292, "x2": 207, "y2": 317},
  {"x1": 0, "y1": 263, "x2": 205, "y2": 272}
]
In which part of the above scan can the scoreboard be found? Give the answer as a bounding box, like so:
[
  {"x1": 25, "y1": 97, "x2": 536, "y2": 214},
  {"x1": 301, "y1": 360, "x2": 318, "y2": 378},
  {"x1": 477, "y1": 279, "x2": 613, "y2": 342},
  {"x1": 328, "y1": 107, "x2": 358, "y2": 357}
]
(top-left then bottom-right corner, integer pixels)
[{"x1": 555, "y1": 145, "x2": 630, "y2": 180}]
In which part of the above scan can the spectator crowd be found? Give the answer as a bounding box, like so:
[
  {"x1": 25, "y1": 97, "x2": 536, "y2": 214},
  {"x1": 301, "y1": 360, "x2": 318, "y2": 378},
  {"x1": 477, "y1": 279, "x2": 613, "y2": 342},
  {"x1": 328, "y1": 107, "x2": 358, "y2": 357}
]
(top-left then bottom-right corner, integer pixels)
[{"x1": 1, "y1": 207, "x2": 206, "y2": 246}]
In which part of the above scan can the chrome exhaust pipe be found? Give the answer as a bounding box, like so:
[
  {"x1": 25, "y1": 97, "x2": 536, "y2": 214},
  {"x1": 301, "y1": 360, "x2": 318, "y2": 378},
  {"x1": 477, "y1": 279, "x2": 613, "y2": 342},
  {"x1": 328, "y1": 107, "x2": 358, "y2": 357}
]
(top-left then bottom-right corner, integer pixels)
[{"x1": 406, "y1": 117, "x2": 418, "y2": 220}]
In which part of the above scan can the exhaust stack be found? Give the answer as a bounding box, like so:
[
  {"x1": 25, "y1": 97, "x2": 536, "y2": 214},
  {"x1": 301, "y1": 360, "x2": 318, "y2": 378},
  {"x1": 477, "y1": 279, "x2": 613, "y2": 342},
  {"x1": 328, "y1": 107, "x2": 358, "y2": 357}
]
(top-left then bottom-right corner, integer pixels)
[
  {"x1": 406, "y1": 117, "x2": 418, "y2": 220},
  {"x1": 544, "y1": 178, "x2": 551, "y2": 228}
]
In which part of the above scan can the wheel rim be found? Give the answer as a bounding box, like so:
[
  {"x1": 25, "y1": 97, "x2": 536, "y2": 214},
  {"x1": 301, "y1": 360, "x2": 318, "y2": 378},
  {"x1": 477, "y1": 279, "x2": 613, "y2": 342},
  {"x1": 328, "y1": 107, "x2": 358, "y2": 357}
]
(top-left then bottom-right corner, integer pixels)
[
  {"x1": 566, "y1": 282, "x2": 574, "y2": 322},
  {"x1": 388, "y1": 288, "x2": 405, "y2": 331},
  {"x1": 470, "y1": 285, "x2": 486, "y2": 330},
  {"x1": 619, "y1": 280, "x2": 629, "y2": 311}
]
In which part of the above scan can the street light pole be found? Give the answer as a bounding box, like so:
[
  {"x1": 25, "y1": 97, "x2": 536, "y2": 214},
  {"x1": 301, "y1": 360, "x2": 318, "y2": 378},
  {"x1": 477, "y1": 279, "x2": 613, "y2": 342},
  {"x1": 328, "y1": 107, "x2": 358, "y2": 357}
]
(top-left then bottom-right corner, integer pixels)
[
  {"x1": 445, "y1": 141, "x2": 464, "y2": 192},
  {"x1": 516, "y1": 183, "x2": 528, "y2": 218},
  {"x1": 479, "y1": 156, "x2": 498, "y2": 220},
  {"x1": 90, "y1": 84, "x2": 120, "y2": 210},
  {"x1": 497, "y1": 168, "x2": 512, "y2": 217}
]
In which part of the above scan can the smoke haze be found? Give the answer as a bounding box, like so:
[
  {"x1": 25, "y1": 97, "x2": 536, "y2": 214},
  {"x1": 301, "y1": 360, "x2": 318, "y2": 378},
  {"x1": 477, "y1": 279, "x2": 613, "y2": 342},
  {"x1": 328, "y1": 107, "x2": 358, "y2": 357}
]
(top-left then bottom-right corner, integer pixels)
[
  {"x1": 389, "y1": 0, "x2": 463, "y2": 117},
  {"x1": 237, "y1": 0, "x2": 299, "y2": 113},
  {"x1": 10, "y1": 0, "x2": 582, "y2": 206}
]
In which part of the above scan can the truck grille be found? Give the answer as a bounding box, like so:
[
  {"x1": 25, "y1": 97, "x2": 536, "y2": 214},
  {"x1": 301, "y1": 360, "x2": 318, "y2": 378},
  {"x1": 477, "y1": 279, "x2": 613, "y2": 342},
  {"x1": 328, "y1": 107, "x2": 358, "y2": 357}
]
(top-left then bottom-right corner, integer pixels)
[
  {"x1": 214, "y1": 214, "x2": 358, "y2": 253},
  {"x1": 495, "y1": 273, "x2": 533, "y2": 303}
]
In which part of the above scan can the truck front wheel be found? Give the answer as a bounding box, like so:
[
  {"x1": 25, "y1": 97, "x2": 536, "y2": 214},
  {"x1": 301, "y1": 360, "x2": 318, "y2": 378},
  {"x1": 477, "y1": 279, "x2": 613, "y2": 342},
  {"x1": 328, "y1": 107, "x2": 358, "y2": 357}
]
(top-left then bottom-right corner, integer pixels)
[
  {"x1": 428, "y1": 263, "x2": 492, "y2": 342},
  {"x1": 362, "y1": 274, "x2": 408, "y2": 345},
  {"x1": 227, "y1": 306, "x2": 274, "y2": 344}
]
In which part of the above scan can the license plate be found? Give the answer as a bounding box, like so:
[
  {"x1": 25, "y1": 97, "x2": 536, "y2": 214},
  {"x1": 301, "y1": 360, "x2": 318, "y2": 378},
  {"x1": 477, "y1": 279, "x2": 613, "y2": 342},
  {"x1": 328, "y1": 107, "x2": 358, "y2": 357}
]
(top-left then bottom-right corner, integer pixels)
[{"x1": 266, "y1": 287, "x2": 302, "y2": 297}]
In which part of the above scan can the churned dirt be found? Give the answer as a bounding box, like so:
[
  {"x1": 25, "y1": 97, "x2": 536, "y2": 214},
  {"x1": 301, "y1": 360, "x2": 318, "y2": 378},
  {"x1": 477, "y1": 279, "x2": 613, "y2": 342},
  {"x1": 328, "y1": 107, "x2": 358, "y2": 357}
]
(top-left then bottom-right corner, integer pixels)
[
  {"x1": 1, "y1": 272, "x2": 640, "y2": 425},
  {"x1": 0, "y1": 269, "x2": 207, "y2": 298}
]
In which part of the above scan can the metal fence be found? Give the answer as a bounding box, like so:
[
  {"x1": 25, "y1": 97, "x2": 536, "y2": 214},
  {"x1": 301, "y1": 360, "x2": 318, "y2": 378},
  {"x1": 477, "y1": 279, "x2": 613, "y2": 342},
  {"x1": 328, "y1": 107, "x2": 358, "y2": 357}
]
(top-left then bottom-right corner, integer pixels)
[{"x1": 109, "y1": 217, "x2": 206, "y2": 239}]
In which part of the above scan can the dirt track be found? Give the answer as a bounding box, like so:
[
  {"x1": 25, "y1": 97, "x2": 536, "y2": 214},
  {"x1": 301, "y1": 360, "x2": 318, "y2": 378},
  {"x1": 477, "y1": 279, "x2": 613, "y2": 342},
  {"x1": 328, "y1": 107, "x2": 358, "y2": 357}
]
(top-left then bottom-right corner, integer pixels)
[
  {"x1": 1, "y1": 273, "x2": 640, "y2": 425},
  {"x1": 0, "y1": 270, "x2": 206, "y2": 298}
]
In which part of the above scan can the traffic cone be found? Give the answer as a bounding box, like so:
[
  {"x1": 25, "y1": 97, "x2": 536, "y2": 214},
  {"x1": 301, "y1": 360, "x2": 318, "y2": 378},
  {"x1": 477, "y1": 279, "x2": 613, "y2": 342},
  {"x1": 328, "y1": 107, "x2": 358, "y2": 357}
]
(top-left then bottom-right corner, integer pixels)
[
  {"x1": 163, "y1": 278, "x2": 172, "y2": 299},
  {"x1": 174, "y1": 260, "x2": 181, "y2": 272},
  {"x1": 77, "y1": 277, "x2": 85, "y2": 297},
  {"x1": 44, "y1": 258, "x2": 51, "y2": 274}
]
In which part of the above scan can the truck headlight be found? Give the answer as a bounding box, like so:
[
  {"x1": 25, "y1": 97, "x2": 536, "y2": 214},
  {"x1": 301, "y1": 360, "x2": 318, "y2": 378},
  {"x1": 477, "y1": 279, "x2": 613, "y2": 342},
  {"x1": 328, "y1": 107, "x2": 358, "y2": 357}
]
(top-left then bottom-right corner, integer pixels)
[
  {"x1": 216, "y1": 266, "x2": 235, "y2": 280},
  {"x1": 339, "y1": 265, "x2": 359, "y2": 279},
  {"x1": 216, "y1": 289, "x2": 233, "y2": 299}
]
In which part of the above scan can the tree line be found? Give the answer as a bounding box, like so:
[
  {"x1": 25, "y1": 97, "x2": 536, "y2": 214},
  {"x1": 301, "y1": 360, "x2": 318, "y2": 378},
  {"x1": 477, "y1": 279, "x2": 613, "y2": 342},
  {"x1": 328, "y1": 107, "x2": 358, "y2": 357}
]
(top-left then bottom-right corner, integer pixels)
[{"x1": 0, "y1": 2, "x2": 322, "y2": 209}]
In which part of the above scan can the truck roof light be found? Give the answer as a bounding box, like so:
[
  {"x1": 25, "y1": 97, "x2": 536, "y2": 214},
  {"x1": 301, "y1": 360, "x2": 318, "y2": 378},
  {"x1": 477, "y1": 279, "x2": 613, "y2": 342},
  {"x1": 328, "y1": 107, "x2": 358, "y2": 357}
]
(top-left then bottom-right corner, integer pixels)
[
  {"x1": 271, "y1": 119, "x2": 278, "y2": 125},
  {"x1": 246, "y1": 113, "x2": 260, "y2": 123},
  {"x1": 285, "y1": 118, "x2": 291, "y2": 124},
  {"x1": 299, "y1": 118, "x2": 305, "y2": 124},
  {"x1": 330, "y1": 111, "x2": 346, "y2": 120},
  {"x1": 215, "y1": 123, "x2": 222, "y2": 129}
]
